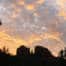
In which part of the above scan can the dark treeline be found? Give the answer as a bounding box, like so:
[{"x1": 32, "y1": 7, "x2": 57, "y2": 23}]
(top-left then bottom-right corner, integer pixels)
[{"x1": 0, "y1": 45, "x2": 66, "y2": 66}]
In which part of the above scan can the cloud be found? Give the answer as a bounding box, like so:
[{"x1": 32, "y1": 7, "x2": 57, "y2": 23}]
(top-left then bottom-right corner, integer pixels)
[{"x1": 0, "y1": 0, "x2": 65, "y2": 56}]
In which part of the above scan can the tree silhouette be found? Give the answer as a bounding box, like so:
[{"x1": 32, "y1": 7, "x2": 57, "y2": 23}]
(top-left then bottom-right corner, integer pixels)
[
  {"x1": 35, "y1": 46, "x2": 54, "y2": 59},
  {"x1": 64, "y1": 47, "x2": 66, "y2": 58},
  {"x1": 16, "y1": 45, "x2": 30, "y2": 56},
  {"x1": 59, "y1": 50, "x2": 64, "y2": 58},
  {"x1": 0, "y1": 45, "x2": 65, "y2": 66},
  {"x1": 59, "y1": 47, "x2": 66, "y2": 59},
  {"x1": 0, "y1": 20, "x2": 2, "y2": 25}
]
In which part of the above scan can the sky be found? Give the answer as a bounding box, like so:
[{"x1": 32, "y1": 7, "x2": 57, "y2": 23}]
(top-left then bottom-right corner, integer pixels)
[{"x1": 0, "y1": 0, "x2": 66, "y2": 56}]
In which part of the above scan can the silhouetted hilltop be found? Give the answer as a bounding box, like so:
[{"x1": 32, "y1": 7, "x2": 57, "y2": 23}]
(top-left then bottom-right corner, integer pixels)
[{"x1": 0, "y1": 45, "x2": 66, "y2": 66}]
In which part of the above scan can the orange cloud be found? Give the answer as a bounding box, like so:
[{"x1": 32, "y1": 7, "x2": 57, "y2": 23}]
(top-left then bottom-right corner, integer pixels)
[
  {"x1": 17, "y1": 0, "x2": 25, "y2": 6},
  {"x1": 0, "y1": 31, "x2": 64, "y2": 56},
  {"x1": 11, "y1": 8, "x2": 21, "y2": 19},
  {"x1": 33, "y1": 12, "x2": 40, "y2": 17},
  {"x1": 57, "y1": 0, "x2": 66, "y2": 8},
  {"x1": 40, "y1": 32, "x2": 64, "y2": 45},
  {"x1": 25, "y1": 4, "x2": 35, "y2": 11},
  {"x1": 27, "y1": 34, "x2": 42, "y2": 44},
  {"x1": 58, "y1": 10, "x2": 66, "y2": 20},
  {"x1": 36, "y1": 0, "x2": 45, "y2": 5},
  {"x1": 57, "y1": 0, "x2": 66, "y2": 20},
  {"x1": 0, "y1": 32, "x2": 27, "y2": 55}
]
